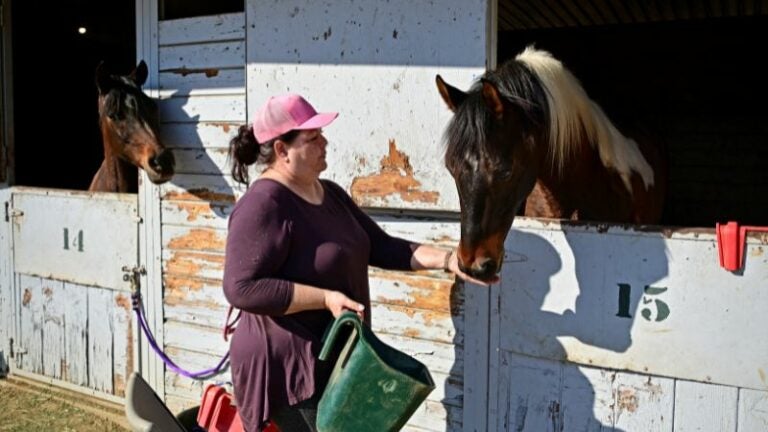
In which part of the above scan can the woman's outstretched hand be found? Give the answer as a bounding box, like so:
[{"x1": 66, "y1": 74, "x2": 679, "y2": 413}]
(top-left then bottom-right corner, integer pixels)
[
  {"x1": 445, "y1": 250, "x2": 500, "y2": 286},
  {"x1": 324, "y1": 290, "x2": 365, "y2": 319}
]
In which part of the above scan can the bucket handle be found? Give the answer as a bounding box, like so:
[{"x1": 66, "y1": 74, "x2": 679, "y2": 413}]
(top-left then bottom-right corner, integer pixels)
[{"x1": 319, "y1": 311, "x2": 364, "y2": 361}]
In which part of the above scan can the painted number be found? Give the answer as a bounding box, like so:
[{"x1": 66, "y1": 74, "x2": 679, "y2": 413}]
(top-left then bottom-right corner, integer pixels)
[
  {"x1": 616, "y1": 284, "x2": 670, "y2": 322},
  {"x1": 63, "y1": 228, "x2": 84, "y2": 252}
]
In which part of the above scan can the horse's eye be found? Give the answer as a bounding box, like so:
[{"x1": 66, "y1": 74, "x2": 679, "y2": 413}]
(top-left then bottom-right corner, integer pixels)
[{"x1": 498, "y1": 170, "x2": 514, "y2": 181}]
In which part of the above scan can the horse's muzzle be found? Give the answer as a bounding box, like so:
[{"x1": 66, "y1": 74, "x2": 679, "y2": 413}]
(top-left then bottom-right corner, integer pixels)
[
  {"x1": 146, "y1": 149, "x2": 175, "y2": 184},
  {"x1": 462, "y1": 256, "x2": 501, "y2": 282}
]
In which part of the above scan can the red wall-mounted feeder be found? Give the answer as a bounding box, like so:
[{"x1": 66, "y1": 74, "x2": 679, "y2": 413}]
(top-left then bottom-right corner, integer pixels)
[{"x1": 716, "y1": 221, "x2": 768, "y2": 272}]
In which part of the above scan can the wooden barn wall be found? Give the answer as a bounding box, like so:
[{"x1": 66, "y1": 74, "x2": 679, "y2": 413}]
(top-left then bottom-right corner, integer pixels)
[
  {"x1": 155, "y1": 4, "x2": 482, "y2": 429},
  {"x1": 476, "y1": 219, "x2": 768, "y2": 432},
  {"x1": 245, "y1": 0, "x2": 489, "y2": 213},
  {"x1": 155, "y1": 12, "x2": 247, "y2": 412},
  {"x1": 240, "y1": 0, "x2": 491, "y2": 428}
]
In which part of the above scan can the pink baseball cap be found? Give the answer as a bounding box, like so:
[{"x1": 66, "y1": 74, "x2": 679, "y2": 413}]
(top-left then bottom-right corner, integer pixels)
[{"x1": 252, "y1": 94, "x2": 338, "y2": 143}]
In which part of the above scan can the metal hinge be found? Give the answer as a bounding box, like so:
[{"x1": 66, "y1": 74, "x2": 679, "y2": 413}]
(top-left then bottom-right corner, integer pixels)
[{"x1": 5, "y1": 202, "x2": 23, "y2": 221}]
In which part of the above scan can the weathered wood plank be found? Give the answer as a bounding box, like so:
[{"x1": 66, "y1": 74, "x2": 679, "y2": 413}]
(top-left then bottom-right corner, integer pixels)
[
  {"x1": 159, "y1": 69, "x2": 245, "y2": 96},
  {"x1": 159, "y1": 41, "x2": 245, "y2": 71},
  {"x1": 163, "y1": 225, "x2": 227, "y2": 253},
  {"x1": 497, "y1": 351, "x2": 562, "y2": 432},
  {"x1": 164, "y1": 320, "x2": 229, "y2": 357},
  {"x1": 405, "y1": 399, "x2": 462, "y2": 432},
  {"x1": 63, "y1": 282, "x2": 89, "y2": 386},
  {"x1": 369, "y1": 270, "x2": 460, "y2": 316},
  {"x1": 159, "y1": 95, "x2": 245, "y2": 123},
  {"x1": 163, "y1": 250, "x2": 225, "y2": 281},
  {"x1": 163, "y1": 275, "x2": 229, "y2": 329},
  {"x1": 88, "y1": 288, "x2": 114, "y2": 394},
  {"x1": 18, "y1": 275, "x2": 43, "y2": 374},
  {"x1": 163, "y1": 347, "x2": 231, "y2": 395},
  {"x1": 112, "y1": 291, "x2": 133, "y2": 397},
  {"x1": 160, "y1": 175, "x2": 244, "y2": 205},
  {"x1": 172, "y1": 148, "x2": 230, "y2": 175},
  {"x1": 41, "y1": 279, "x2": 65, "y2": 379},
  {"x1": 561, "y1": 364, "x2": 615, "y2": 430},
  {"x1": 159, "y1": 13, "x2": 244, "y2": 46},
  {"x1": 737, "y1": 388, "x2": 768, "y2": 432},
  {"x1": 674, "y1": 380, "x2": 738, "y2": 431},
  {"x1": 376, "y1": 332, "x2": 461, "y2": 376},
  {"x1": 370, "y1": 303, "x2": 461, "y2": 346},
  {"x1": 161, "y1": 201, "x2": 232, "y2": 229},
  {"x1": 160, "y1": 122, "x2": 240, "y2": 150},
  {"x1": 613, "y1": 372, "x2": 674, "y2": 431}
]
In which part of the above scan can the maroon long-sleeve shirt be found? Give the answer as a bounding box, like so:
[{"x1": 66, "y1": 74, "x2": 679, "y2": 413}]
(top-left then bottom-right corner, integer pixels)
[{"x1": 223, "y1": 178, "x2": 415, "y2": 431}]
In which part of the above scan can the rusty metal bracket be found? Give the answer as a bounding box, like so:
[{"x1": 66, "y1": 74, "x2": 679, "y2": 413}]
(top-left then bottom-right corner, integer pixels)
[{"x1": 122, "y1": 265, "x2": 146, "y2": 292}]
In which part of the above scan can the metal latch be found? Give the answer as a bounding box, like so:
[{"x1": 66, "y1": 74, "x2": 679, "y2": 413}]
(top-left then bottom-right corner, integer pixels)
[{"x1": 122, "y1": 265, "x2": 146, "y2": 292}]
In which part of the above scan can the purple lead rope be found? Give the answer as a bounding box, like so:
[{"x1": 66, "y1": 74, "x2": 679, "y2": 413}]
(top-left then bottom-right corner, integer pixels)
[{"x1": 132, "y1": 292, "x2": 230, "y2": 379}]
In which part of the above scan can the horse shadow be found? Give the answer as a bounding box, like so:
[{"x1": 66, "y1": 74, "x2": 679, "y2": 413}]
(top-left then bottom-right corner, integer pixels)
[
  {"x1": 449, "y1": 226, "x2": 669, "y2": 431},
  {"x1": 157, "y1": 87, "x2": 239, "y2": 219}
]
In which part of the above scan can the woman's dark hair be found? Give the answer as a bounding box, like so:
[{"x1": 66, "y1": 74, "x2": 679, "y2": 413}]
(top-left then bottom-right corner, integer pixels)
[{"x1": 229, "y1": 125, "x2": 299, "y2": 185}]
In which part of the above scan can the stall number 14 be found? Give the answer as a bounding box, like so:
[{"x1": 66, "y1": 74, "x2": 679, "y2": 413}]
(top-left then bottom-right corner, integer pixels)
[{"x1": 63, "y1": 228, "x2": 84, "y2": 252}]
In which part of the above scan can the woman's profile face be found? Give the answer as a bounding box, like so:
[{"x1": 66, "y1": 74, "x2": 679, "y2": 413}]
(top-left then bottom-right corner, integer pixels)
[{"x1": 285, "y1": 128, "x2": 329, "y2": 175}]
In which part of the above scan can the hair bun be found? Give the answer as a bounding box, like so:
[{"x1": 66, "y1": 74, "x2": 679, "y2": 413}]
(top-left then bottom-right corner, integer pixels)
[{"x1": 232, "y1": 125, "x2": 259, "y2": 165}]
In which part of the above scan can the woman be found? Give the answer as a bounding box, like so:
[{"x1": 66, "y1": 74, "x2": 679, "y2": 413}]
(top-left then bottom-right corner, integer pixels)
[{"x1": 224, "y1": 93, "x2": 493, "y2": 431}]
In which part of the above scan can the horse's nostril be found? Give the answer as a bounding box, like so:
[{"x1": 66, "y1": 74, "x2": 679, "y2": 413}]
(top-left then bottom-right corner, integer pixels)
[
  {"x1": 474, "y1": 257, "x2": 497, "y2": 276},
  {"x1": 152, "y1": 150, "x2": 175, "y2": 172}
]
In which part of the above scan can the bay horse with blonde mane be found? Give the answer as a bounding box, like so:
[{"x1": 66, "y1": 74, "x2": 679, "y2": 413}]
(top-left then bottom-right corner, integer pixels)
[
  {"x1": 436, "y1": 47, "x2": 666, "y2": 281},
  {"x1": 89, "y1": 60, "x2": 175, "y2": 192}
]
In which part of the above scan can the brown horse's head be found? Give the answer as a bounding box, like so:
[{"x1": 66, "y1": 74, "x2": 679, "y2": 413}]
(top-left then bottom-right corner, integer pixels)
[
  {"x1": 436, "y1": 65, "x2": 548, "y2": 281},
  {"x1": 96, "y1": 61, "x2": 174, "y2": 185},
  {"x1": 438, "y1": 48, "x2": 666, "y2": 282}
]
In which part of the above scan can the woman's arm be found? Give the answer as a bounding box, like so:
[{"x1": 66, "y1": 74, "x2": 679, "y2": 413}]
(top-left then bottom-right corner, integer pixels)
[{"x1": 285, "y1": 283, "x2": 364, "y2": 319}]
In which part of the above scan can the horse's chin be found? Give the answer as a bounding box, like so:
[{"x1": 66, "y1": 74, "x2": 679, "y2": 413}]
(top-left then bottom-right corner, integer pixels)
[
  {"x1": 145, "y1": 170, "x2": 174, "y2": 185},
  {"x1": 461, "y1": 262, "x2": 502, "y2": 283}
]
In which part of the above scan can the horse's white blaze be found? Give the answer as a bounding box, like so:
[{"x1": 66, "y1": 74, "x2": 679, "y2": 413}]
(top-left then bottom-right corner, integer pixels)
[{"x1": 516, "y1": 47, "x2": 654, "y2": 193}]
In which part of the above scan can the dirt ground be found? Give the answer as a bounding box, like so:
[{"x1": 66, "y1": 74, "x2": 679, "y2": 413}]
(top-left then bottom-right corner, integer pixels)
[{"x1": 0, "y1": 378, "x2": 129, "y2": 432}]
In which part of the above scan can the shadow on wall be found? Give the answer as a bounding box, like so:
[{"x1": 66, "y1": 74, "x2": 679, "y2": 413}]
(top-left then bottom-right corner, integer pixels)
[
  {"x1": 479, "y1": 227, "x2": 669, "y2": 430},
  {"x1": 157, "y1": 88, "x2": 239, "y2": 221}
]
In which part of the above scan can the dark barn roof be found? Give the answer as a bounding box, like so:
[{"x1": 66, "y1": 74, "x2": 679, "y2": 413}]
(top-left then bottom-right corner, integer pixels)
[{"x1": 499, "y1": 0, "x2": 768, "y2": 31}]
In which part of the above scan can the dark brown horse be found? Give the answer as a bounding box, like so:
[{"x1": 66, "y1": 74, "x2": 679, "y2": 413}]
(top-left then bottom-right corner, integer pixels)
[
  {"x1": 437, "y1": 47, "x2": 666, "y2": 281},
  {"x1": 89, "y1": 61, "x2": 174, "y2": 192}
]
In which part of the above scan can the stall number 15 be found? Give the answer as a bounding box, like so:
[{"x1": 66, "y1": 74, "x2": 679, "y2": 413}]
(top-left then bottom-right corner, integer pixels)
[{"x1": 616, "y1": 283, "x2": 670, "y2": 322}]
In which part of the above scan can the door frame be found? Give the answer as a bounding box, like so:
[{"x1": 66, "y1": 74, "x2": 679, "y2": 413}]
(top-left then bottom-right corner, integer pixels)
[{"x1": 1, "y1": 0, "x2": 14, "y2": 186}]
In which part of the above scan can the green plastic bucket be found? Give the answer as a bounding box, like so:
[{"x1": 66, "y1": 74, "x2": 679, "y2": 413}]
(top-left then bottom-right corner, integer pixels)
[{"x1": 317, "y1": 312, "x2": 436, "y2": 432}]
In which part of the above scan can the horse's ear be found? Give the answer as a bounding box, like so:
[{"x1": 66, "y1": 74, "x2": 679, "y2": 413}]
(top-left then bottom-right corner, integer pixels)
[
  {"x1": 95, "y1": 61, "x2": 113, "y2": 94},
  {"x1": 481, "y1": 79, "x2": 504, "y2": 119},
  {"x1": 131, "y1": 60, "x2": 149, "y2": 87},
  {"x1": 436, "y1": 75, "x2": 467, "y2": 112}
]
